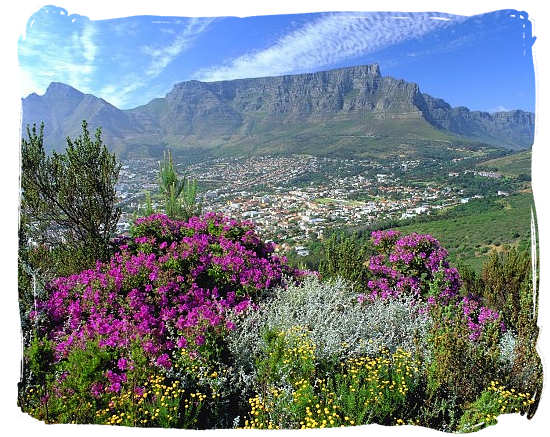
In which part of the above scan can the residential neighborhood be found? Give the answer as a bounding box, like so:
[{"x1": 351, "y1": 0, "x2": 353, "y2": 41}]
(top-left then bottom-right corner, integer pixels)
[{"x1": 115, "y1": 153, "x2": 512, "y2": 254}]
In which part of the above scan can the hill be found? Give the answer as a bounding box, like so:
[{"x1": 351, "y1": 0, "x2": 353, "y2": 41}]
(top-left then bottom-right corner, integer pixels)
[
  {"x1": 21, "y1": 64, "x2": 534, "y2": 158},
  {"x1": 391, "y1": 192, "x2": 534, "y2": 271},
  {"x1": 477, "y1": 150, "x2": 532, "y2": 177}
]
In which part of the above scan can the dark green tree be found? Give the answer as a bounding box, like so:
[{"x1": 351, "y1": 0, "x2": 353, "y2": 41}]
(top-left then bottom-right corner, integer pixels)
[
  {"x1": 20, "y1": 120, "x2": 121, "y2": 270},
  {"x1": 480, "y1": 247, "x2": 532, "y2": 332}
]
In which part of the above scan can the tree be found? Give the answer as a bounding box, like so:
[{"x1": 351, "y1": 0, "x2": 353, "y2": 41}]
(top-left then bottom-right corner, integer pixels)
[
  {"x1": 158, "y1": 149, "x2": 201, "y2": 220},
  {"x1": 21, "y1": 120, "x2": 121, "y2": 264},
  {"x1": 318, "y1": 231, "x2": 373, "y2": 289}
]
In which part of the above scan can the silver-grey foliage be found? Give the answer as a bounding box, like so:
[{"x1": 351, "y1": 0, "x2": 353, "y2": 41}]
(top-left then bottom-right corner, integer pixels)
[
  {"x1": 226, "y1": 276, "x2": 429, "y2": 392},
  {"x1": 498, "y1": 330, "x2": 517, "y2": 371}
]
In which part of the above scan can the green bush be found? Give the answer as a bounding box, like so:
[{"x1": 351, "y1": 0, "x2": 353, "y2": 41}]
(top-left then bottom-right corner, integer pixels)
[
  {"x1": 318, "y1": 232, "x2": 373, "y2": 289},
  {"x1": 426, "y1": 302, "x2": 502, "y2": 407},
  {"x1": 458, "y1": 381, "x2": 535, "y2": 432},
  {"x1": 243, "y1": 325, "x2": 422, "y2": 429},
  {"x1": 480, "y1": 248, "x2": 531, "y2": 332}
]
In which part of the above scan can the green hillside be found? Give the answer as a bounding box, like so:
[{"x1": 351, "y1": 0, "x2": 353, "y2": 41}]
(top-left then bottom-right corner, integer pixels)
[
  {"x1": 392, "y1": 192, "x2": 535, "y2": 271},
  {"x1": 477, "y1": 150, "x2": 531, "y2": 177},
  {"x1": 217, "y1": 116, "x2": 461, "y2": 160}
]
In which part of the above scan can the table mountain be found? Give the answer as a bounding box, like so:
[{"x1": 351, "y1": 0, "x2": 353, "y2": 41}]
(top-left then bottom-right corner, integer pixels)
[{"x1": 21, "y1": 64, "x2": 534, "y2": 158}]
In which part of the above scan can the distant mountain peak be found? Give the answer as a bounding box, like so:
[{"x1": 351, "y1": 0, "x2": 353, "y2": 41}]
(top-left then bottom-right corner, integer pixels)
[
  {"x1": 44, "y1": 82, "x2": 84, "y2": 98},
  {"x1": 22, "y1": 64, "x2": 534, "y2": 157}
]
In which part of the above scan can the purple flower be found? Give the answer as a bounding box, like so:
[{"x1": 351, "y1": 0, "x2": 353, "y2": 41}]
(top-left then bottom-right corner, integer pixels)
[
  {"x1": 33, "y1": 212, "x2": 303, "y2": 395},
  {"x1": 156, "y1": 353, "x2": 172, "y2": 369},
  {"x1": 90, "y1": 382, "x2": 104, "y2": 398},
  {"x1": 117, "y1": 357, "x2": 128, "y2": 371},
  {"x1": 109, "y1": 382, "x2": 121, "y2": 393}
]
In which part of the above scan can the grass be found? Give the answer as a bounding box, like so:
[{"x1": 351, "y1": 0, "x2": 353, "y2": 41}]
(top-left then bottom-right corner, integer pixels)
[
  {"x1": 477, "y1": 150, "x2": 531, "y2": 177},
  {"x1": 392, "y1": 192, "x2": 535, "y2": 271}
]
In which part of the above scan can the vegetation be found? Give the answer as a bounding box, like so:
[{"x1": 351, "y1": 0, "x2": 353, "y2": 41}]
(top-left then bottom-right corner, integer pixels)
[
  {"x1": 21, "y1": 121, "x2": 120, "y2": 260},
  {"x1": 17, "y1": 122, "x2": 541, "y2": 432},
  {"x1": 18, "y1": 220, "x2": 541, "y2": 431},
  {"x1": 318, "y1": 233, "x2": 373, "y2": 289},
  {"x1": 19, "y1": 121, "x2": 121, "y2": 339},
  {"x1": 158, "y1": 150, "x2": 201, "y2": 220},
  {"x1": 477, "y1": 150, "x2": 532, "y2": 178},
  {"x1": 392, "y1": 193, "x2": 533, "y2": 271}
]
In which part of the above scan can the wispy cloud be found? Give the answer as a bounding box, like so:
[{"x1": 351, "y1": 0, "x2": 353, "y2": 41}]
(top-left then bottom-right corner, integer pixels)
[
  {"x1": 142, "y1": 18, "x2": 213, "y2": 78},
  {"x1": 19, "y1": 19, "x2": 98, "y2": 95},
  {"x1": 80, "y1": 23, "x2": 97, "y2": 63},
  {"x1": 98, "y1": 18, "x2": 213, "y2": 108},
  {"x1": 195, "y1": 12, "x2": 465, "y2": 82}
]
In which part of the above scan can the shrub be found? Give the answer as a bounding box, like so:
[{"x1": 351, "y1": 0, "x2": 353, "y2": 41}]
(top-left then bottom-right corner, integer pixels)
[
  {"x1": 498, "y1": 331, "x2": 517, "y2": 372},
  {"x1": 22, "y1": 213, "x2": 300, "y2": 424},
  {"x1": 21, "y1": 121, "x2": 120, "y2": 263},
  {"x1": 459, "y1": 247, "x2": 541, "y2": 417},
  {"x1": 242, "y1": 329, "x2": 422, "y2": 430},
  {"x1": 227, "y1": 276, "x2": 429, "y2": 394},
  {"x1": 426, "y1": 296, "x2": 503, "y2": 407},
  {"x1": 256, "y1": 326, "x2": 316, "y2": 389},
  {"x1": 360, "y1": 230, "x2": 461, "y2": 302},
  {"x1": 458, "y1": 381, "x2": 535, "y2": 432},
  {"x1": 95, "y1": 374, "x2": 206, "y2": 428},
  {"x1": 318, "y1": 232, "x2": 373, "y2": 289},
  {"x1": 157, "y1": 150, "x2": 201, "y2": 220},
  {"x1": 481, "y1": 248, "x2": 532, "y2": 333}
]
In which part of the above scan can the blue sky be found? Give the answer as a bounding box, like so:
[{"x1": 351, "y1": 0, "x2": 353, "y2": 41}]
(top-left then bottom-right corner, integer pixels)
[{"x1": 18, "y1": 6, "x2": 535, "y2": 112}]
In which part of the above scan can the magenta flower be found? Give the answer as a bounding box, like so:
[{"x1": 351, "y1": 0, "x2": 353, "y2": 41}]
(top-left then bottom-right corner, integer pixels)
[
  {"x1": 35, "y1": 212, "x2": 304, "y2": 397},
  {"x1": 90, "y1": 382, "x2": 104, "y2": 398},
  {"x1": 117, "y1": 358, "x2": 128, "y2": 371},
  {"x1": 156, "y1": 353, "x2": 172, "y2": 369}
]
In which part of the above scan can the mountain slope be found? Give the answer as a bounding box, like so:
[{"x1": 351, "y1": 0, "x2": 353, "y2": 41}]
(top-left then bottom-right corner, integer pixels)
[
  {"x1": 21, "y1": 65, "x2": 535, "y2": 158},
  {"x1": 22, "y1": 83, "x2": 139, "y2": 154}
]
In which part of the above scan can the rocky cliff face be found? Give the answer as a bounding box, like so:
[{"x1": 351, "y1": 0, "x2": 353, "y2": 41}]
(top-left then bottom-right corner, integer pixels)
[
  {"x1": 417, "y1": 93, "x2": 534, "y2": 148},
  {"x1": 151, "y1": 64, "x2": 422, "y2": 118},
  {"x1": 21, "y1": 64, "x2": 535, "y2": 156}
]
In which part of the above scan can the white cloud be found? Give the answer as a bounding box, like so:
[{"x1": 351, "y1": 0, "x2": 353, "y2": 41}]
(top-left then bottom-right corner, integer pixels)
[
  {"x1": 81, "y1": 23, "x2": 97, "y2": 63},
  {"x1": 195, "y1": 12, "x2": 465, "y2": 82},
  {"x1": 98, "y1": 77, "x2": 148, "y2": 107},
  {"x1": 19, "y1": 68, "x2": 43, "y2": 97},
  {"x1": 142, "y1": 17, "x2": 213, "y2": 78},
  {"x1": 19, "y1": 21, "x2": 98, "y2": 95},
  {"x1": 97, "y1": 17, "x2": 213, "y2": 108}
]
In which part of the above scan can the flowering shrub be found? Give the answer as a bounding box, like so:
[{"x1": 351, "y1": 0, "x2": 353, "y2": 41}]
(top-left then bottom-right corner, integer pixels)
[
  {"x1": 95, "y1": 375, "x2": 206, "y2": 427},
  {"x1": 18, "y1": 218, "x2": 540, "y2": 431},
  {"x1": 23, "y1": 213, "x2": 300, "y2": 424},
  {"x1": 361, "y1": 230, "x2": 461, "y2": 302},
  {"x1": 242, "y1": 327, "x2": 422, "y2": 430},
  {"x1": 426, "y1": 299, "x2": 502, "y2": 406},
  {"x1": 460, "y1": 295, "x2": 505, "y2": 341},
  {"x1": 363, "y1": 231, "x2": 507, "y2": 344},
  {"x1": 458, "y1": 381, "x2": 535, "y2": 432},
  {"x1": 227, "y1": 276, "x2": 428, "y2": 395}
]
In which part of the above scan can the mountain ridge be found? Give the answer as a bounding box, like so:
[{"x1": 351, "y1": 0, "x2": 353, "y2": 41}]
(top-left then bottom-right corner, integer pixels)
[{"x1": 21, "y1": 64, "x2": 535, "y2": 158}]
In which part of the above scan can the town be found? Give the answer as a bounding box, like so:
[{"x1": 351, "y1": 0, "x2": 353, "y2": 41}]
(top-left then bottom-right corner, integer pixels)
[{"x1": 115, "y1": 151, "x2": 513, "y2": 257}]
